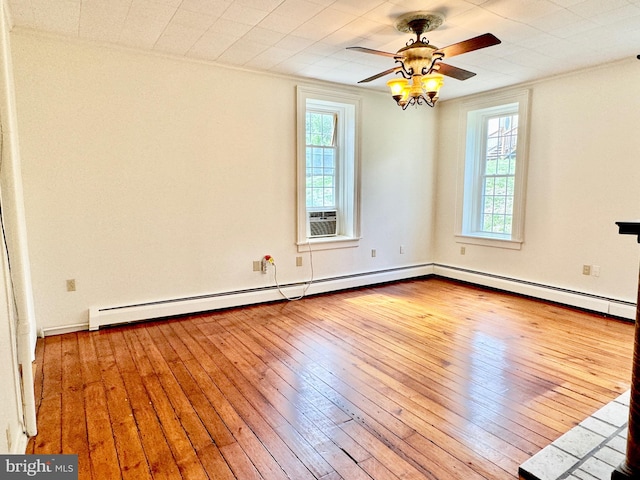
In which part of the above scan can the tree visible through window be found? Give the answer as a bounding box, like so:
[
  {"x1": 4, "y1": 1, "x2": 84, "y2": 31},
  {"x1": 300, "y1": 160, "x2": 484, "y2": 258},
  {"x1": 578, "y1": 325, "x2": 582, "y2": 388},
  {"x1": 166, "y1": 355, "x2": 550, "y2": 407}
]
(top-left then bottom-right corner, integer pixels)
[
  {"x1": 481, "y1": 113, "x2": 518, "y2": 235},
  {"x1": 306, "y1": 111, "x2": 337, "y2": 209}
]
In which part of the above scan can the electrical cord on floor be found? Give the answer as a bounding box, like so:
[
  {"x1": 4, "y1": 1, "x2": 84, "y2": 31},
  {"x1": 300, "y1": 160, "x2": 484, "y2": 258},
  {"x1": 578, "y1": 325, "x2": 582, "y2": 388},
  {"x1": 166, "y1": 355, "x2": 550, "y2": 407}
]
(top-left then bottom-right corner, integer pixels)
[{"x1": 271, "y1": 242, "x2": 314, "y2": 301}]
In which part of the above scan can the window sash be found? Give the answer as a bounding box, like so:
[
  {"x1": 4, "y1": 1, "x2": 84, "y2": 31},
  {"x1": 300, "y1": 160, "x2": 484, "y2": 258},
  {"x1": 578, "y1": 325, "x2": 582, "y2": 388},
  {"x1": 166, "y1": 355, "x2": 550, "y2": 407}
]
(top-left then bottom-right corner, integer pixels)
[
  {"x1": 306, "y1": 111, "x2": 338, "y2": 209},
  {"x1": 477, "y1": 113, "x2": 518, "y2": 235},
  {"x1": 306, "y1": 145, "x2": 337, "y2": 209}
]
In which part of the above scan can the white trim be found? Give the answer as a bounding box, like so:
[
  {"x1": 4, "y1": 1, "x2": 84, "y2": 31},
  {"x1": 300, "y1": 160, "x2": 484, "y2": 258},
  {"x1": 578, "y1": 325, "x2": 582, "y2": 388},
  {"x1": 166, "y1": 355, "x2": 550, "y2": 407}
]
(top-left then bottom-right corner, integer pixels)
[
  {"x1": 87, "y1": 264, "x2": 434, "y2": 331},
  {"x1": 455, "y1": 234, "x2": 522, "y2": 250},
  {"x1": 41, "y1": 323, "x2": 90, "y2": 337},
  {"x1": 434, "y1": 264, "x2": 636, "y2": 320},
  {"x1": 297, "y1": 235, "x2": 360, "y2": 252}
]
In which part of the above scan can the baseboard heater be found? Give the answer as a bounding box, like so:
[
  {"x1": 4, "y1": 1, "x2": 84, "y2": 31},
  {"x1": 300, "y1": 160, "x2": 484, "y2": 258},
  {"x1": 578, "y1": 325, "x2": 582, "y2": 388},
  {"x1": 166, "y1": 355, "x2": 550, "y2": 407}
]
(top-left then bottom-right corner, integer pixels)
[
  {"x1": 433, "y1": 264, "x2": 636, "y2": 320},
  {"x1": 88, "y1": 264, "x2": 434, "y2": 330},
  {"x1": 81, "y1": 263, "x2": 635, "y2": 332}
]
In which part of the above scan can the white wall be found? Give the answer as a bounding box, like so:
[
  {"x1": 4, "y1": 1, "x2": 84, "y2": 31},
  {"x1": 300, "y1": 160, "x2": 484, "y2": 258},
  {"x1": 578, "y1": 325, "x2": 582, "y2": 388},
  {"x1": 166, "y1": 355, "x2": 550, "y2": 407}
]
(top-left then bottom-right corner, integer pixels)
[
  {"x1": 434, "y1": 58, "x2": 640, "y2": 306},
  {"x1": 10, "y1": 31, "x2": 436, "y2": 332}
]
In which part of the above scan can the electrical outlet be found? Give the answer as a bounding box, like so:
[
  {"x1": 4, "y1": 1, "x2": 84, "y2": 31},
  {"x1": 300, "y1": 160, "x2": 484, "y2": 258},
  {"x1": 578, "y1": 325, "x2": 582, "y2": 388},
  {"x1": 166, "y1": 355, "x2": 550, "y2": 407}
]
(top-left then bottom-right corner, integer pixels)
[
  {"x1": 371, "y1": 249, "x2": 376, "y2": 258},
  {"x1": 592, "y1": 265, "x2": 600, "y2": 277},
  {"x1": 460, "y1": 246, "x2": 466, "y2": 255},
  {"x1": 296, "y1": 256, "x2": 303, "y2": 267},
  {"x1": 66, "y1": 279, "x2": 76, "y2": 292},
  {"x1": 400, "y1": 245, "x2": 405, "y2": 254},
  {"x1": 253, "y1": 261, "x2": 261, "y2": 272},
  {"x1": 261, "y1": 258, "x2": 268, "y2": 274},
  {"x1": 582, "y1": 265, "x2": 591, "y2": 276}
]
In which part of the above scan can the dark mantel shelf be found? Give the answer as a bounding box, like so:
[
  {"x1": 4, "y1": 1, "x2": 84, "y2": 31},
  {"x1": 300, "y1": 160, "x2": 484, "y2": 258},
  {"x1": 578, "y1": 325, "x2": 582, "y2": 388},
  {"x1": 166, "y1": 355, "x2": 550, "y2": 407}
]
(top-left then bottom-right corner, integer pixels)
[{"x1": 617, "y1": 221, "x2": 640, "y2": 242}]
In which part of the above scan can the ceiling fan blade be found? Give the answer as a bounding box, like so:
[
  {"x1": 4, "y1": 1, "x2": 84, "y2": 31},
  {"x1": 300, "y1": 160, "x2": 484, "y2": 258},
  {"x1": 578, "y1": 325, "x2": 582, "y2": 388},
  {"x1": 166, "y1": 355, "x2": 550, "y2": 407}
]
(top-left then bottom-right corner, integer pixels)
[
  {"x1": 358, "y1": 66, "x2": 402, "y2": 83},
  {"x1": 435, "y1": 33, "x2": 501, "y2": 59},
  {"x1": 346, "y1": 46, "x2": 398, "y2": 58},
  {"x1": 434, "y1": 63, "x2": 476, "y2": 81}
]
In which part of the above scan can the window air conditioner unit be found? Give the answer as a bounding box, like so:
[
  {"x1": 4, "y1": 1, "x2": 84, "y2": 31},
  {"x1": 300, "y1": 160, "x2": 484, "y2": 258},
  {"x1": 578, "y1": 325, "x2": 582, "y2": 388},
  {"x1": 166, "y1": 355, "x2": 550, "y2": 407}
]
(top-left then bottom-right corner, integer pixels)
[{"x1": 308, "y1": 210, "x2": 337, "y2": 238}]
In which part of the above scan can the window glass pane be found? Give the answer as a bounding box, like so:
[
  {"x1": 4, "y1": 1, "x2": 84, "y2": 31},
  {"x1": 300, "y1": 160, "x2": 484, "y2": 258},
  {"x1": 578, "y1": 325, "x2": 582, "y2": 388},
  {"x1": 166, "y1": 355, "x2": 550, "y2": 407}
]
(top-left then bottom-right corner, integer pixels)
[
  {"x1": 306, "y1": 112, "x2": 336, "y2": 147},
  {"x1": 506, "y1": 196, "x2": 514, "y2": 212},
  {"x1": 484, "y1": 177, "x2": 495, "y2": 195},
  {"x1": 506, "y1": 177, "x2": 515, "y2": 196},
  {"x1": 483, "y1": 214, "x2": 492, "y2": 231},
  {"x1": 485, "y1": 159, "x2": 497, "y2": 175},
  {"x1": 492, "y1": 215, "x2": 505, "y2": 233},
  {"x1": 482, "y1": 196, "x2": 492, "y2": 213},
  {"x1": 497, "y1": 157, "x2": 510, "y2": 174},
  {"x1": 504, "y1": 215, "x2": 513, "y2": 233},
  {"x1": 306, "y1": 113, "x2": 337, "y2": 209}
]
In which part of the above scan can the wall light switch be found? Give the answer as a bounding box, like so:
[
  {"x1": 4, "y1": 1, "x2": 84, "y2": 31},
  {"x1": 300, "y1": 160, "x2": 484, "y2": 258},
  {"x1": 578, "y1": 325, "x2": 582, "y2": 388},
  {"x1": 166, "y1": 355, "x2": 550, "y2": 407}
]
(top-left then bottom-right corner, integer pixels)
[{"x1": 66, "y1": 279, "x2": 76, "y2": 292}]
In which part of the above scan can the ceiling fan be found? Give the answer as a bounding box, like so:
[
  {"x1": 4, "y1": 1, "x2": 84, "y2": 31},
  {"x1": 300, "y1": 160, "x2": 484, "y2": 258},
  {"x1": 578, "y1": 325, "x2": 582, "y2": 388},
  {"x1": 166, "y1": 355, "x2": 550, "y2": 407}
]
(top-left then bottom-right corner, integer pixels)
[{"x1": 347, "y1": 12, "x2": 501, "y2": 108}]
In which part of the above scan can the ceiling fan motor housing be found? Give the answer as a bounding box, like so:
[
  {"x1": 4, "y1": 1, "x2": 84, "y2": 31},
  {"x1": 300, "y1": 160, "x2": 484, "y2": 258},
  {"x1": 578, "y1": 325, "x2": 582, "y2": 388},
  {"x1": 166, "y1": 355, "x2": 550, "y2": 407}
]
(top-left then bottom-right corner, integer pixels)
[{"x1": 396, "y1": 42, "x2": 440, "y2": 76}]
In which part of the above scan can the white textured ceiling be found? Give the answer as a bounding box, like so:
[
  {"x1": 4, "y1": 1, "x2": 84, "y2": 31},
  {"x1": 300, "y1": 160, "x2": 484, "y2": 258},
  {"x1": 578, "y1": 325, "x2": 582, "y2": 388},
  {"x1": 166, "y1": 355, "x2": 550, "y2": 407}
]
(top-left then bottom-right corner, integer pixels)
[{"x1": 7, "y1": 0, "x2": 640, "y2": 100}]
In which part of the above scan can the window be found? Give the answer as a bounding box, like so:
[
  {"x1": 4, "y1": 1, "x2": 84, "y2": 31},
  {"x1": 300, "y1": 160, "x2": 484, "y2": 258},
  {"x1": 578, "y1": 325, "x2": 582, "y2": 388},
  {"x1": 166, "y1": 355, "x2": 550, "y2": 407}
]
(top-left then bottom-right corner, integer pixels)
[
  {"x1": 306, "y1": 111, "x2": 337, "y2": 210},
  {"x1": 457, "y1": 90, "x2": 530, "y2": 249},
  {"x1": 296, "y1": 87, "x2": 361, "y2": 250}
]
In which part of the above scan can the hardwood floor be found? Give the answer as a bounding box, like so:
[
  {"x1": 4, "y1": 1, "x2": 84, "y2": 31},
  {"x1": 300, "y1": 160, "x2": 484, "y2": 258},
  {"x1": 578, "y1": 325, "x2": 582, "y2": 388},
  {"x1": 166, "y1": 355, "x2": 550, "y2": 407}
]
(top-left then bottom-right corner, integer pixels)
[{"x1": 27, "y1": 278, "x2": 635, "y2": 479}]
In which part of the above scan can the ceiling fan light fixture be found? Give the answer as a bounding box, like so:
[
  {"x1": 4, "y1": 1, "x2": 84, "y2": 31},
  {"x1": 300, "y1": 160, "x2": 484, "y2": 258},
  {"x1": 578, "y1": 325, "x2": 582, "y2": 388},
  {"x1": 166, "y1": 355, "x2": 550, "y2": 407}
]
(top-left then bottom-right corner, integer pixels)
[
  {"x1": 348, "y1": 11, "x2": 500, "y2": 110},
  {"x1": 387, "y1": 77, "x2": 410, "y2": 106},
  {"x1": 422, "y1": 74, "x2": 444, "y2": 95}
]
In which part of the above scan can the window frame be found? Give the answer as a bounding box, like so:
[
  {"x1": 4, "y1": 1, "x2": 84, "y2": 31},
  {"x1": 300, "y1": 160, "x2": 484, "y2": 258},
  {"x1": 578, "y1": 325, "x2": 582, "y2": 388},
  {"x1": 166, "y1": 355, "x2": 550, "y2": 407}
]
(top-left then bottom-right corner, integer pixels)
[
  {"x1": 456, "y1": 89, "x2": 531, "y2": 249},
  {"x1": 296, "y1": 86, "x2": 361, "y2": 251}
]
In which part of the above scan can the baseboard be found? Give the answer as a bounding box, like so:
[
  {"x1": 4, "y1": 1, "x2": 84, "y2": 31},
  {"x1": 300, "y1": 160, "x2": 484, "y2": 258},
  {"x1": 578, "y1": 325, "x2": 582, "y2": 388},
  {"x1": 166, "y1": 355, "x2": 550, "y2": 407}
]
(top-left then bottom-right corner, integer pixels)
[
  {"x1": 40, "y1": 323, "x2": 89, "y2": 337},
  {"x1": 434, "y1": 264, "x2": 636, "y2": 320},
  {"x1": 87, "y1": 264, "x2": 435, "y2": 331}
]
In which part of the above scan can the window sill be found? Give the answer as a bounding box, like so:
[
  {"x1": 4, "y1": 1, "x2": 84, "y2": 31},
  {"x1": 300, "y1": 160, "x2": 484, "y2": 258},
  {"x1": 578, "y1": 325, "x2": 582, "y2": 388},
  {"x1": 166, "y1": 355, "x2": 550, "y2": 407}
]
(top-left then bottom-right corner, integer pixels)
[
  {"x1": 297, "y1": 235, "x2": 360, "y2": 252},
  {"x1": 456, "y1": 234, "x2": 522, "y2": 250}
]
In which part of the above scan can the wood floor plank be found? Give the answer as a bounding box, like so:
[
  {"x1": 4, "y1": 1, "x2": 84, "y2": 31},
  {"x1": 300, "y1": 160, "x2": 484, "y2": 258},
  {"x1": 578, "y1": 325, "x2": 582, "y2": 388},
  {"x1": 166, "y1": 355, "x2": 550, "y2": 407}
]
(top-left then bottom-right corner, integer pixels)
[
  {"x1": 83, "y1": 382, "x2": 121, "y2": 479},
  {"x1": 60, "y1": 334, "x2": 91, "y2": 478},
  {"x1": 27, "y1": 278, "x2": 635, "y2": 480}
]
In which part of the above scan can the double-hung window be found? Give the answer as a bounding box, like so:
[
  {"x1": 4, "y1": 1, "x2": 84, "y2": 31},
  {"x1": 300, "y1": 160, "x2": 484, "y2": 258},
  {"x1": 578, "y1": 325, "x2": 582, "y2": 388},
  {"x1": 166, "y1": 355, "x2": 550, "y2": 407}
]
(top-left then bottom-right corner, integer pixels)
[
  {"x1": 457, "y1": 90, "x2": 530, "y2": 249},
  {"x1": 296, "y1": 87, "x2": 361, "y2": 250}
]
